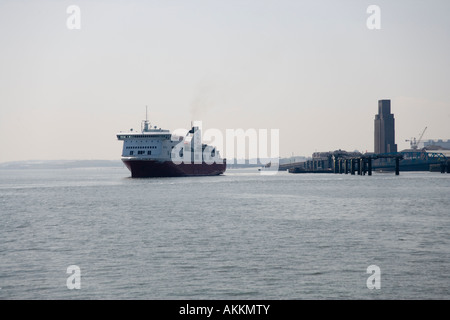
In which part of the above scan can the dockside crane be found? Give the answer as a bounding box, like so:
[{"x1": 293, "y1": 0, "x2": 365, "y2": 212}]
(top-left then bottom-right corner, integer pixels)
[{"x1": 406, "y1": 126, "x2": 427, "y2": 150}]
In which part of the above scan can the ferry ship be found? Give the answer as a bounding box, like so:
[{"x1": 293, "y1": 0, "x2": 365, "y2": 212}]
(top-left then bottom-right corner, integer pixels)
[{"x1": 116, "y1": 112, "x2": 226, "y2": 177}]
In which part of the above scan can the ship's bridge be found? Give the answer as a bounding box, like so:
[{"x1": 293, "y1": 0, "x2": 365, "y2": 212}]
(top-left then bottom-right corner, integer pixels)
[
  {"x1": 117, "y1": 128, "x2": 173, "y2": 159},
  {"x1": 116, "y1": 130, "x2": 171, "y2": 141}
]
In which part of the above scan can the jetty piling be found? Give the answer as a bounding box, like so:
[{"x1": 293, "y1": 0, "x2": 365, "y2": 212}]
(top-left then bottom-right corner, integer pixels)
[
  {"x1": 335, "y1": 153, "x2": 404, "y2": 176},
  {"x1": 285, "y1": 151, "x2": 419, "y2": 176}
]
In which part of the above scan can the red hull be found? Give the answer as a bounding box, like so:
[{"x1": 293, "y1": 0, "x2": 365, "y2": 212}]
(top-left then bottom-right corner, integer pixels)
[{"x1": 122, "y1": 159, "x2": 226, "y2": 177}]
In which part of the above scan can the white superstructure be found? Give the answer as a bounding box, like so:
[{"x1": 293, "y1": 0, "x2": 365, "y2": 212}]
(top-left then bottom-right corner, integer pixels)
[{"x1": 116, "y1": 115, "x2": 180, "y2": 161}]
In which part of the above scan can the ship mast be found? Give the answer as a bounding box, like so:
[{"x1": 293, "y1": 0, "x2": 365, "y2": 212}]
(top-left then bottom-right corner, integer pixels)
[{"x1": 142, "y1": 105, "x2": 150, "y2": 132}]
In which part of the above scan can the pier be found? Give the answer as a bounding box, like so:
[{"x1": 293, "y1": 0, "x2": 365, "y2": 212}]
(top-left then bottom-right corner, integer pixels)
[
  {"x1": 430, "y1": 161, "x2": 450, "y2": 173},
  {"x1": 284, "y1": 149, "x2": 449, "y2": 176},
  {"x1": 287, "y1": 151, "x2": 405, "y2": 176},
  {"x1": 333, "y1": 153, "x2": 404, "y2": 176}
]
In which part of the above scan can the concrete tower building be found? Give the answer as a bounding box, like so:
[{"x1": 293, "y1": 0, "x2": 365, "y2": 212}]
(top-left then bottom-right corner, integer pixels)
[{"x1": 374, "y1": 100, "x2": 397, "y2": 154}]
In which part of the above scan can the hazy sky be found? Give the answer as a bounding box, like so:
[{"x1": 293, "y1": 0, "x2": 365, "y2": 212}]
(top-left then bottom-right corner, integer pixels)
[{"x1": 1, "y1": 0, "x2": 449, "y2": 162}]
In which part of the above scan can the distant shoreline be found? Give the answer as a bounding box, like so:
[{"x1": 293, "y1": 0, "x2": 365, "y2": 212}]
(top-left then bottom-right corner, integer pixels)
[{"x1": 0, "y1": 160, "x2": 124, "y2": 170}]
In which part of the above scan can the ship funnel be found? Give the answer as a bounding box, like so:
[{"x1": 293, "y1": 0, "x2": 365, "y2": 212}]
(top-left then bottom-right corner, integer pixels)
[{"x1": 189, "y1": 126, "x2": 199, "y2": 134}]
